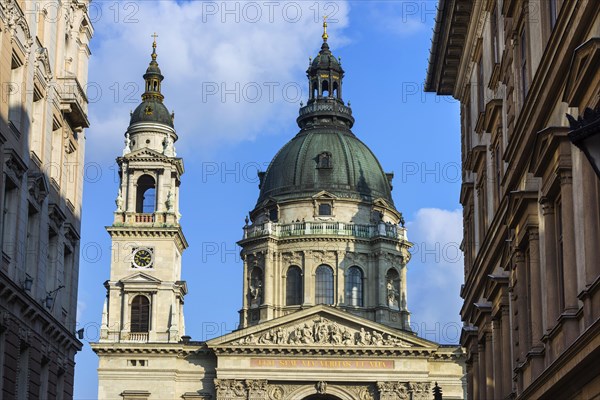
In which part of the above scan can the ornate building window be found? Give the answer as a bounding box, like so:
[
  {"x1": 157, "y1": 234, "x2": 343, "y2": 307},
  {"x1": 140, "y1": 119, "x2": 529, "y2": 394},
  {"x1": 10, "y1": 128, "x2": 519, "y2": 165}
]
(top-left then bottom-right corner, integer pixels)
[
  {"x1": 286, "y1": 266, "x2": 303, "y2": 306},
  {"x1": 315, "y1": 265, "x2": 334, "y2": 305},
  {"x1": 318, "y1": 203, "x2": 332, "y2": 216},
  {"x1": 346, "y1": 266, "x2": 363, "y2": 307},
  {"x1": 130, "y1": 295, "x2": 150, "y2": 332},
  {"x1": 136, "y1": 175, "x2": 156, "y2": 213}
]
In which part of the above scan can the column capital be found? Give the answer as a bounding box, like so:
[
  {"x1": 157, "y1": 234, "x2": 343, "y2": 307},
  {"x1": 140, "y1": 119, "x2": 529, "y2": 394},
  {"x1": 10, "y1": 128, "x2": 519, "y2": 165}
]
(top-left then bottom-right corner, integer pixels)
[
  {"x1": 528, "y1": 226, "x2": 539, "y2": 242},
  {"x1": 558, "y1": 169, "x2": 573, "y2": 185},
  {"x1": 540, "y1": 197, "x2": 555, "y2": 215}
]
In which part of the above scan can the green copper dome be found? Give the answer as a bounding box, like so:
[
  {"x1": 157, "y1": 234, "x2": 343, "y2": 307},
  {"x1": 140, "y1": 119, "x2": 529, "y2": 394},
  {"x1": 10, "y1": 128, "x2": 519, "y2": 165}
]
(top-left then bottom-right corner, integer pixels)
[
  {"x1": 257, "y1": 129, "x2": 393, "y2": 205},
  {"x1": 130, "y1": 99, "x2": 174, "y2": 128},
  {"x1": 255, "y1": 25, "x2": 393, "y2": 207}
]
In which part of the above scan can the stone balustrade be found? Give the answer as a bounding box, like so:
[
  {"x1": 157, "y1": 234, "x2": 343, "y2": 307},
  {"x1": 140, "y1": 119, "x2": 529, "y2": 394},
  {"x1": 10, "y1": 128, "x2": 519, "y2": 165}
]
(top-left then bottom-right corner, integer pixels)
[{"x1": 243, "y1": 221, "x2": 407, "y2": 241}]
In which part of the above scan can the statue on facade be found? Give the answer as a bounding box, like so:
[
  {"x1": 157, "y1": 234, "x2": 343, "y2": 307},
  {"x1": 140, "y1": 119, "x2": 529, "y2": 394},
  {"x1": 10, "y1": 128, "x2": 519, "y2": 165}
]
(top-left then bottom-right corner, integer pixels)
[
  {"x1": 115, "y1": 189, "x2": 124, "y2": 211},
  {"x1": 165, "y1": 190, "x2": 174, "y2": 212},
  {"x1": 387, "y1": 280, "x2": 399, "y2": 309},
  {"x1": 162, "y1": 135, "x2": 176, "y2": 157},
  {"x1": 249, "y1": 276, "x2": 262, "y2": 307},
  {"x1": 123, "y1": 133, "x2": 131, "y2": 155}
]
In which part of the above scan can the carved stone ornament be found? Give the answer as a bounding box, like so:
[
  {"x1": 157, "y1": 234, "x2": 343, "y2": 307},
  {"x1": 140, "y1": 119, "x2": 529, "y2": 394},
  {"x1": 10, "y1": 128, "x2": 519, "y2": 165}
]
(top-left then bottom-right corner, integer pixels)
[
  {"x1": 282, "y1": 252, "x2": 302, "y2": 265},
  {"x1": 230, "y1": 316, "x2": 411, "y2": 348},
  {"x1": 377, "y1": 381, "x2": 431, "y2": 400},
  {"x1": 4, "y1": 150, "x2": 27, "y2": 180},
  {"x1": 315, "y1": 381, "x2": 327, "y2": 394},
  {"x1": 28, "y1": 172, "x2": 49, "y2": 206},
  {"x1": 215, "y1": 379, "x2": 248, "y2": 399}
]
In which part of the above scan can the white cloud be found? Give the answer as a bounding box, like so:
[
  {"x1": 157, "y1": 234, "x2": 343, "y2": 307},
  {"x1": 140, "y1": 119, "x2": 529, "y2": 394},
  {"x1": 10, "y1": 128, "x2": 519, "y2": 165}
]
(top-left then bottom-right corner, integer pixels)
[
  {"x1": 405, "y1": 208, "x2": 464, "y2": 343},
  {"x1": 86, "y1": 0, "x2": 350, "y2": 159}
]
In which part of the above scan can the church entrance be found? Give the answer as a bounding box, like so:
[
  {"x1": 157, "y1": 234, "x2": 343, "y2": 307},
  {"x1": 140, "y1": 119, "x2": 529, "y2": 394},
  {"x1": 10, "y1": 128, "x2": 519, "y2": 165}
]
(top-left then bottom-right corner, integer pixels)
[{"x1": 303, "y1": 395, "x2": 342, "y2": 400}]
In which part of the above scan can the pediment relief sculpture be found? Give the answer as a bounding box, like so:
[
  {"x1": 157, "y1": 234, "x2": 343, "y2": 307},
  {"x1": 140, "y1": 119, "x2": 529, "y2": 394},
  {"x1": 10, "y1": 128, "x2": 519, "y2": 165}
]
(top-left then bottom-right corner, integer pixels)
[{"x1": 230, "y1": 316, "x2": 412, "y2": 348}]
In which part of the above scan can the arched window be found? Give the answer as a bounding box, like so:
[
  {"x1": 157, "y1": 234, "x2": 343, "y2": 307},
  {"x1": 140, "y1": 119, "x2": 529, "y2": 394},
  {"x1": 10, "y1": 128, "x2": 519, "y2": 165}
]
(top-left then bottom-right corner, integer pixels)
[
  {"x1": 286, "y1": 266, "x2": 303, "y2": 306},
  {"x1": 322, "y1": 80, "x2": 330, "y2": 97},
  {"x1": 130, "y1": 295, "x2": 150, "y2": 332},
  {"x1": 346, "y1": 267, "x2": 363, "y2": 307},
  {"x1": 315, "y1": 265, "x2": 334, "y2": 305},
  {"x1": 385, "y1": 269, "x2": 400, "y2": 310},
  {"x1": 333, "y1": 81, "x2": 339, "y2": 98},
  {"x1": 136, "y1": 175, "x2": 156, "y2": 213}
]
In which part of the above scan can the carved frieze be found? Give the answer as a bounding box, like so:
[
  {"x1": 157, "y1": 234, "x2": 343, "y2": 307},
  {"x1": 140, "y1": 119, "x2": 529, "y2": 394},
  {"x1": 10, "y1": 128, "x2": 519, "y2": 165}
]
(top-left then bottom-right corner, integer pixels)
[
  {"x1": 231, "y1": 316, "x2": 411, "y2": 348},
  {"x1": 377, "y1": 381, "x2": 431, "y2": 400}
]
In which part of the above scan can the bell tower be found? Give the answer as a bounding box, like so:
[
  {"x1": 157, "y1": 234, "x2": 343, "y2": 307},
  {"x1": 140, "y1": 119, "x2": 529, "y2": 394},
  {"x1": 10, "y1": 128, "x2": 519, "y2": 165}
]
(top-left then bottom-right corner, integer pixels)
[{"x1": 99, "y1": 38, "x2": 188, "y2": 344}]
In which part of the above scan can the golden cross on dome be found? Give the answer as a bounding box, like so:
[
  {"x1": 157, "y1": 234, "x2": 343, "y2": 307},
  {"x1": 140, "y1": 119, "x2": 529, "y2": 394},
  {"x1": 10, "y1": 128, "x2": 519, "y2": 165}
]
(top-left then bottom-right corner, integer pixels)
[
  {"x1": 151, "y1": 32, "x2": 158, "y2": 60},
  {"x1": 322, "y1": 16, "x2": 328, "y2": 42}
]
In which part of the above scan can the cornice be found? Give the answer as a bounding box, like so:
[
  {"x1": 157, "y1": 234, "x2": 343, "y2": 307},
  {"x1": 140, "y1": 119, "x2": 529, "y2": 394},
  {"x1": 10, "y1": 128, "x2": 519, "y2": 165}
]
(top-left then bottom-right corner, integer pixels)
[{"x1": 106, "y1": 226, "x2": 189, "y2": 251}]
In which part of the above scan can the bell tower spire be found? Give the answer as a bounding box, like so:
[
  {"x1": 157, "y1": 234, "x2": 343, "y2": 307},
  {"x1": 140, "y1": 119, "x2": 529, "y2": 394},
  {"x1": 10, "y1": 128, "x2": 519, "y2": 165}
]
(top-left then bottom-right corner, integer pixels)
[
  {"x1": 100, "y1": 36, "x2": 188, "y2": 345},
  {"x1": 142, "y1": 33, "x2": 165, "y2": 102}
]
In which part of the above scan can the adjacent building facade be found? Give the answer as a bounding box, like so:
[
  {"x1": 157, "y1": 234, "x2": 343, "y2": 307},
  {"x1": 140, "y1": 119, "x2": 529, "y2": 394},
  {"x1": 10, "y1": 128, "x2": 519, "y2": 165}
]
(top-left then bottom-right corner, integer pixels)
[
  {"x1": 426, "y1": 0, "x2": 600, "y2": 398},
  {"x1": 92, "y1": 25, "x2": 466, "y2": 400},
  {"x1": 0, "y1": 0, "x2": 93, "y2": 398}
]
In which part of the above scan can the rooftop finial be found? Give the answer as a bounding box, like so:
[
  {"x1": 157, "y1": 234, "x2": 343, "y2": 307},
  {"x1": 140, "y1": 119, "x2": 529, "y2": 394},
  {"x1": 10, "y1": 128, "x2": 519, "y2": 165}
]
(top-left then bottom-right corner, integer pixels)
[
  {"x1": 322, "y1": 16, "x2": 328, "y2": 42},
  {"x1": 151, "y1": 32, "x2": 158, "y2": 61}
]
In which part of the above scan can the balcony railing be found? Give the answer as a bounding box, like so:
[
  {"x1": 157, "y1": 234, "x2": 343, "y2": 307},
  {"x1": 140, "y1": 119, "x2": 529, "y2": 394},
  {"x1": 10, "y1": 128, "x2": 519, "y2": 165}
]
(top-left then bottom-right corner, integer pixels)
[
  {"x1": 126, "y1": 332, "x2": 149, "y2": 342},
  {"x1": 57, "y1": 76, "x2": 90, "y2": 128},
  {"x1": 243, "y1": 221, "x2": 407, "y2": 241},
  {"x1": 135, "y1": 213, "x2": 155, "y2": 223}
]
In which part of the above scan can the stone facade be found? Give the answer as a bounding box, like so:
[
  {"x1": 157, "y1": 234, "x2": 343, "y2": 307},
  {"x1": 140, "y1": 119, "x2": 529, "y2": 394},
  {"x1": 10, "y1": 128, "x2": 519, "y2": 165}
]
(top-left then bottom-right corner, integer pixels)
[
  {"x1": 0, "y1": 0, "x2": 93, "y2": 398},
  {"x1": 93, "y1": 26, "x2": 466, "y2": 400},
  {"x1": 426, "y1": 0, "x2": 600, "y2": 398}
]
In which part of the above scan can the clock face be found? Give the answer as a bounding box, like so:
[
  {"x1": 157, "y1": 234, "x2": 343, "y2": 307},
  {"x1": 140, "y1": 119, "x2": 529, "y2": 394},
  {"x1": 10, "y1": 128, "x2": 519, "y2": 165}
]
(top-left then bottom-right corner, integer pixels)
[{"x1": 132, "y1": 248, "x2": 153, "y2": 268}]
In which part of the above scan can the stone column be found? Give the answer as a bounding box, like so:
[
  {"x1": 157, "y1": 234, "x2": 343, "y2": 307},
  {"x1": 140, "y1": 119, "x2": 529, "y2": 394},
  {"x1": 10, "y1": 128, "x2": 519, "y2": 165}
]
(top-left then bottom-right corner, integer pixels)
[
  {"x1": 264, "y1": 249, "x2": 274, "y2": 320},
  {"x1": 121, "y1": 292, "x2": 130, "y2": 339},
  {"x1": 304, "y1": 251, "x2": 313, "y2": 305},
  {"x1": 581, "y1": 162, "x2": 600, "y2": 298},
  {"x1": 558, "y1": 170, "x2": 580, "y2": 341},
  {"x1": 154, "y1": 169, "x2": 162, "y2": 212},
  {"x1": 492, "y1": 319, "x2": 503, "y2": 400},
  {"x1": 471, "y1": 350, "x2": 479, "y2": 400},
  {"x1": 466, "y1": 362, "x2": 474, "y2": 400},
  {"x1": 501, "y1": 306, "x2": 513, "y2": 397},
  {"x1": 528, "y1": 227, "x2": 544, "y2": 377},
  {"x1": 478, "y1": 342, "x2": 486, "y2": 400},
  {"x1": 541, "y1": 199, "x2": 559, "y2": 333},
  {"x1": 514, "y1": 249, "x2": 528, "y2": 362},
  {"x1": 485, "y1": 330, "x2": 494, "y2": 400},
  {"x1": 559, "y1": 170, "x2": 578, "y2": 311},
  {"x1": 241, "y1": 254, "x2": 249, "y2": 327}
]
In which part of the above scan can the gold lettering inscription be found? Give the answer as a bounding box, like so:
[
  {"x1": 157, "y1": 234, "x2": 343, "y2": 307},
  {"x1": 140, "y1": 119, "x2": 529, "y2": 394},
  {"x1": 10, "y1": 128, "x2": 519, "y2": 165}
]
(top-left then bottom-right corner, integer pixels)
[{"x1": 250, "y1": 358, "x2": 393, "y2": 369}]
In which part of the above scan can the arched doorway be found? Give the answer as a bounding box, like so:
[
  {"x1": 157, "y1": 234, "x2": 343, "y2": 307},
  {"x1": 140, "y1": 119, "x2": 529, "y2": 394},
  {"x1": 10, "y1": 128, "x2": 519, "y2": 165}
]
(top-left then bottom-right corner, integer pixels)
[{"x1": 303, "y1": 395, "x2": 342, "y2": 400}]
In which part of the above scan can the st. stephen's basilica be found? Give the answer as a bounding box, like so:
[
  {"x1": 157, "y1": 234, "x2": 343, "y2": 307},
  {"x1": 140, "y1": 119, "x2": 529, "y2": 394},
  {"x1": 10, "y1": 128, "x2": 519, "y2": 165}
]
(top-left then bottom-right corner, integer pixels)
[{"x1": 91, "y1": 21, "x2": 466, "y2": 400}]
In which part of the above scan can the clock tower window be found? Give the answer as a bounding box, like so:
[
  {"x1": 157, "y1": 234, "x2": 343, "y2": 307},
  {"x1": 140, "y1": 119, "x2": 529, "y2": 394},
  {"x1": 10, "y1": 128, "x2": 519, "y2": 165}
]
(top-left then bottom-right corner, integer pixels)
[
  {"x1": 130, "y1": 295, "x2": 150, "y2": 332},
  {"x1": 136, "y1": 175, "x2": 156, "y2": 213}
]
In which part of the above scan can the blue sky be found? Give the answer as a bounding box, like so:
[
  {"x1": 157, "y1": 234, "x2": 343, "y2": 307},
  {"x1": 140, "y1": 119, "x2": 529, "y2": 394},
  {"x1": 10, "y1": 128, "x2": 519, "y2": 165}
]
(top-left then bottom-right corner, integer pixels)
[{"x1": 74, "y1": 1, "x2": 462, "y2": 398}]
